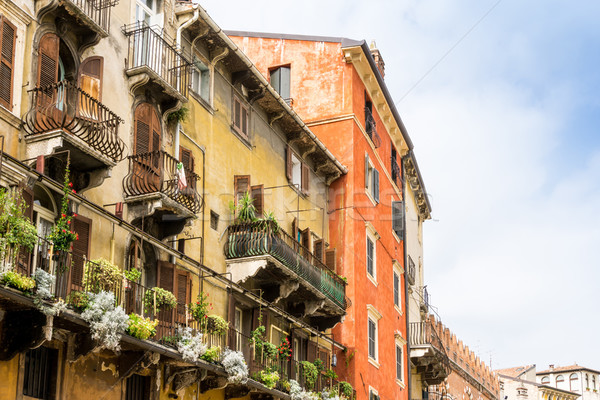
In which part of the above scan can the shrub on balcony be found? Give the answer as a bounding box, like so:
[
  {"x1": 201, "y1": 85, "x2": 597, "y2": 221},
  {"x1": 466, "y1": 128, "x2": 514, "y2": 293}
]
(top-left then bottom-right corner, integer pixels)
[
  {"x1": 313, "y1": 358, "x2": 324, "y2": 373},
  {"x1": 127, "y1": 313, "x2": 158, "y2": 340},
  {"x1": 222, "y1": 348, "x2": 248, "y2": 384},
  {"x1": 201, "y1": 345, "x2": 221, "y2": 363},
  {"x1": 324, "y1": 369, "x2": 338, "y2": 380},
  {"x1": 301, "y1": 361, "x2": 319, "y2": 390},
  {"x1": 123, "y1": 267, "x2": 141, "y2": 283},
  {"x1": 290, "y1": 380, "x2": 319, "y2": 400},
  {"x1": 0, "y1": 188, "x2": 37, "y2": 270},
  {"x1": 82, "y1": 291, "x2": 129, "y2": 352},
  {"x1": 207, "y1": 315, "x2": 229, "y2": 335},
  {"x1": 144, "y1": 287, "x2": 177, "y2": 313},
  {"x1": 189, "y1": 292, "x2": 211, "y2": 324},
  {"x1": 236, "y1": 191, "x2": 256, "y2": 223},
  {"x1": 259, "y1": 368, "x2": 280, "y2": 389},
  {"x1": 32, "y1": 269, "x2": 66, "y2": 316},
  {"x1": 47, "y1": 162, "x2": 78, "y2": 255},
  {"x1": 0, "y1": 270, "x2": 36, "y2": 293},
  {"x1": 177, "y1": 327, "x2": 207, "y2": 363},
  {"x1": 83, "y1": 258, "x2": 122, "y2": 293},
  {"x1": 66, "y1": 290, "x2": 90, "y2": 311},
  {"x1": 322, "y1": 388, "x2": 341, "y2": 400},
  {"x1": 277, "y1": 336, "x2": 292, "y2": 361},
  {"x1": 339, "y1": 382, "x2": 354, "y2": 400}
]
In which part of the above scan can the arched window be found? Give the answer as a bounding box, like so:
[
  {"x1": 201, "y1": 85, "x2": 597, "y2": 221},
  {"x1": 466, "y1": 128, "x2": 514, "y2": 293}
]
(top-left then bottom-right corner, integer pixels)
[
  {"x1": 570, "y1": 373, "x2": 579, "y2": 391},
  {"x1": 557, "y1": 375, "x2": 565, "y2": 386},
  {"x1": 541, "y1": 377, "x2": 550, "y2": 385}
]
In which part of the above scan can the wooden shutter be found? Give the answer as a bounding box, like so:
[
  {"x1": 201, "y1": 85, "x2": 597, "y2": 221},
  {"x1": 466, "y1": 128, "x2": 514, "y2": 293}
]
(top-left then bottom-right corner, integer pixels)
[
  {"x1": 71, "y1": 215, "x2": 91, "y2": 288},
  {"x1": 157, "y1": 261, "x2": 175, "y2": 292},
  {"x1": 291, "y1": 217, "x2": 298, "y2": 246},
  {"x1": 78, "y1": 56, "x2": 103, "y2": 101},
  {"x1": 307, "y1": 340, "x2": 317, "y2": 363},
  {"x1": 234, "y1": 175, "x2": 250, "y2": 206},
  {"x1": 134, "y1": 103, "x2": 151, "y2": 155},
  {"x1": 174, "y1": 269, "x2": 191, "y2": 323},
  {"x1": 301, "y1": 227, "x2": 311, "y2": 257},
  {"x1": 301, "y1": 162, "x2": 310, "y2": 194},
  {"x1": 373, "y1": 168, "x2": 379, "y2": 203},
  {"x1": 0, "y1": 17, "x2": 16, "y2": 110},
  {"x1": 179, "y1": 146, "x2": 194, "y2": 172},
  {"x1": 37, "y1": 33, "x2": 59, "y2": 106},
  {"x1": 365, "y1": 153, "x2": 370, "y2": 189},
  {"x1": 313, "y1": 239, "x2": 324, "y2": 263},
  {"x1": 286, "y1": 145, "x2": 293, "y2": 181},
  {"x1": 392, "y1": 201, "x2": 404, "y2": 239},
  {"x1": 251, "y1": 184, "x2": 264, "y2": 218},
  {"x1": 325, "y1": 249, "x2": 336, "y2": 273}
]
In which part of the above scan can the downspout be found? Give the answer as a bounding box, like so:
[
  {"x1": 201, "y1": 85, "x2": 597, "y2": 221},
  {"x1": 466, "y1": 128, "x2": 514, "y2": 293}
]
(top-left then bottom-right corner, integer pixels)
[
  {"x1": 402, "y1": 152, "x2": 412, "y2": 400},
  {"x1": 174, "y1": 4, "x2": 199, "y2": 155}
]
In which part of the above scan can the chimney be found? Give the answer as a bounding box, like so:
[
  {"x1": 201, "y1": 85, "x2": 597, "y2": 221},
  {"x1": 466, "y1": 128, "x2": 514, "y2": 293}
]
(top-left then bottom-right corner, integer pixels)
[
  {"x1": 369, "y1": 40, "x2": 385, "y2": 79},
  {"x1": 549, "y1": 364, "x2": 555, "y2": 370}
]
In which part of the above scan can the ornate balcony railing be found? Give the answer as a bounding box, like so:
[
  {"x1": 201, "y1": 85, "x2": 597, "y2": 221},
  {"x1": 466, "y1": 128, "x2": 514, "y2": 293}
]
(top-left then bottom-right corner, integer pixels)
[
  {"x1": 122, "y1": 150, "x2": 202, "y2": 214},
  {"x1": 392, "y1": 158, "x2": 402, "y2": 188},
  {"x1": 64, "y1": 0, "x2": 117, "y2": 34},
  {"x1": 22, "y1": 80, "x2": 125, "y2": 162},
  {"x1": 364, "y1": 107, "x2": 381, "y2": 148},
  {"x1": 409, "y1": 320, "x2": 451, "y2": 382},
  {"x1": 225, "y1": 221, "x2": 347, "y2": 309},
  {"x1": 122, "y1": 22, "x2": 190, "y2": 98}
]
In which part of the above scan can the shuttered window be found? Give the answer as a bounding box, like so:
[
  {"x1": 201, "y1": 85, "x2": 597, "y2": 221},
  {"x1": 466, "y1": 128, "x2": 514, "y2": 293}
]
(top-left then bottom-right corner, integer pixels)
[
  {"x1": 251, "y1": 184, "x2": 264, "y2": 217},
  {"x1": 37, "y1": 33, "x2": 59, "y2": 107},
  {"x1": 364, "y1": 153, "x2": 379, "y2": 203},
  {"x1": 23, "y1": 346, "x2": 58, "y2": 399},
  {"x1": 368, "y1": 317, "x2": 377, "y2": 360},
  {"x1": 325, "y1": 249, "x2": 336, "y2": 273},
  {"x1": 286, "y1": 145, "x2": 309, "y2": 195},
  {"x1": 232, "y1": 95, "x2": 249, "y2": 138},
  {"x1": 301, "y1": 163, "x2": 310, "y2": 194},
  {"x1": 393, "y1": 270, "x2": 400, "y2": 307},
  {"x1": 366, "y1": 237, "x2": 375, "y2": 278},
  {"x1": 0, "y1": 17, "x2": 16, "y2": 110},
  {"x1": 234, "y1": 175, "x2": 250, "y2": 207},
  {"x1": 71, "y1": 215, "x2": 91, "y2": 288},
  {"x1": 157, "y1": 261, "x2": 174, "y2": 292},
  {"x1": 270, "y1": 66, "x2": 291, "y2": 100},
  {"x1": 179, "y1": 146, "x2": 195, "y2": 191},
  {"x1": 79, "y1": 56, "x2": 103, "y2": 100},
  {"x1": 175, "y1": 269, "x2": 191, "y2": 323},
  {"x1": 396, "y1": 344, "x2": 403, "y2": 381},
  {"x1": 313, "y1": 239, "x2": 324, "y2": 263},
  {"x1": 134, "y1": 103, "x2": 161, "y2": 155},
  {"x1": 301, "y1": 227, "x2": 311, "y2": 258},
  {"x1": 372, "y1": 168, "x2": 379, "y2": 203},
  {"x1": 392, "y1": 201, "x2": 404, "y2": 239}
]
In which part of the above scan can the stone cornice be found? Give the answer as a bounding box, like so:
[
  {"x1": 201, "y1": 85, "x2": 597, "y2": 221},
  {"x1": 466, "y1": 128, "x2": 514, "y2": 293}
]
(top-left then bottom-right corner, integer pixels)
[{"x1": 403, "y1": 155, "x2": 431, "y2": 219}]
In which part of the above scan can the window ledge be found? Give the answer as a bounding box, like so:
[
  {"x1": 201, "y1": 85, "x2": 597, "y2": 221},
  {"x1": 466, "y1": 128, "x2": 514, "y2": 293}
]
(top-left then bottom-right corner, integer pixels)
[
  {"x1": 190, "y1": 91, "x2": 214, "y2": 114},
  {"x1": 368, "y1": 357, "x2": 380, "y2": 369},
  {"x1": 396, "y1": 379, "x2": 405, "y2": 388},
  {"x1": 364, "y1": 188, "x2": 377, "y2": 207},
  {"x1": 394, "y1": 304, "x2": 403, "y2": 315},
  {"x1": 392, "y1": 229, "x2": 401, "y2": 243},
  {"x1": 0, "y1": 105, "x2": 21, "y2": 129},
  {"x1": 230, "y1": 125, "x2": 253, "y2": 150},
  {"x1": 367, "y1": 273, "x2": 378, "y2": 287}
]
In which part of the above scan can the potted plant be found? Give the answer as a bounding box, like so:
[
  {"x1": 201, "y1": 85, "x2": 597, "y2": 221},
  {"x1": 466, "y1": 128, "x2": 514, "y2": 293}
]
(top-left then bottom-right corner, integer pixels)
[
  {"x1": 206, "y1": 315, "x2": 229, "y2": 335},
  {"x1": 83, "y1": 258, "x2": 122, "y2": 293},
  {"x1": 0, "y1": 188, "x2": 37, "y2": 271},
  {"x1": 127, "y1": 313, "x2": 158, "y2": 340},
  {"x1": 259, "y1": 368, "x2": 280, "y2": 389},
  {"x1": 144, "y1": 287, "x2": 177, "y2": 314}
]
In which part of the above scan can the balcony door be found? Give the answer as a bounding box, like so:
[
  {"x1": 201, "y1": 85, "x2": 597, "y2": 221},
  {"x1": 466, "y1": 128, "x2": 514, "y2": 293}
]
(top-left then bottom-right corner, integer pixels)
[{"x1": 133, "y1": 103, "x2": 161, "y2": 193}]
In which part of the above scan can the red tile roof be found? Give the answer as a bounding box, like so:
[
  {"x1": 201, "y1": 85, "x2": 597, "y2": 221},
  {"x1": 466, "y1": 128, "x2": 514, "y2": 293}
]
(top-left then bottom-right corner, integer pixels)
[{"x1": 495, "y1": 365, "x2": 535, "y2": 378}]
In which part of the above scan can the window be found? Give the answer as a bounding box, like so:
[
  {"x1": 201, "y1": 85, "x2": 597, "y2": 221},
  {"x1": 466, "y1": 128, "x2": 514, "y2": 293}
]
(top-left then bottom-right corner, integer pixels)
[
  {"x1": 391, "y1": 143, "x2": 401, "y2": 186},
  {"x1": 191, "y1": 56, "x2": 210, "y2": 103},
  {"x1": 270, "y1": 66, "x2": 291, "y2": 103},
  {"x1": 134, "y1": 103, "x2": 161, "y2": 155},
  {"x1": 593, "y1": 375, "x2": 596, "y2": 390},
  {"x1": 234, "y1": 175, "x2": 250, "y2": 206},
  {"x1": 0, "y1": 16, "x2": 17, "y2": 111},
  {"x1": 367, "y1": 236, "x2": 375, "y2": 279},
  {"x1": 210, "y1": 210, "x2": 219, "y2": 230},
  {"x1": 556, "y1": 375, "x2": 564, "y2": 385},
  {"x1": 586, "y1": 374, "x2": 589, "y2": 389},
  {"x1": 126, "y1": 374, "x2": 151, "y2": 400},
  {"x1": 570, "y1": 373, "x2": 579, "y2": 391},
  {"x1": 22, "y1": 346, "x2": 58, "y2": 399},
  {"x1": 393, "y1": 269, "x2": 400, "y2": 308},
  {"x1": 367, "y1": 305, "x2": 381, "y2": 364},
  {"x1": 541, "y1": 376, "x2": 550, "y2": 385},
  {"x1": 396, "y1": 343, "x2": 404, "y2": 381},
  {"x1": 286, "y1": 146, "x2": 309, "y2": 194},
  {"x1": 232, "y1": 95, "x2": 249, "y2": 138},
  {"x1": 364, "y1": 153, "x2": 379, "y2": 203},
  {"x1": 369, "y1": 388, "x2": 380, "y2": 400},
  {"x1": 392, "y1": 200, "x2": 404, "y2": 239}
]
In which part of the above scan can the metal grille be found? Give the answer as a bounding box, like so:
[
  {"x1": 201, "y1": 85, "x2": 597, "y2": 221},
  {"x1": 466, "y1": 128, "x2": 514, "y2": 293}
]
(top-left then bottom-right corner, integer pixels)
[
  {"x1": 23, "y1": 346, "x2": 57, "y2": 399},
  {"x1": 126, "y1": 374, "x2": 150, "y2": 400}
]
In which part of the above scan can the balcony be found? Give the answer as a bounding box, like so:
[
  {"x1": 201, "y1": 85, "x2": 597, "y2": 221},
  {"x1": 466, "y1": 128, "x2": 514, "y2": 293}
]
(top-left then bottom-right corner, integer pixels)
[
  {"x1": 22, "y1": 81, "x2": 125, "y2": 183},
  {"x1": 225, "y1": 221, "x2": 346, "y2": 329},
  {"x1": 391, "y1": 158, "x2": 402, "y2": 189},
  {"x1": 409, "y1": 321, "x2": 451, "y2": 385},
  {"x1": 122, "y1": 150, "x2": 202, "y2": 217},
  {"x1": 364, "y1": 107, "x2": 381, "y2": 148},
  {"x1": 122, "y1": 22, "x2": 190, "y2": 109}
]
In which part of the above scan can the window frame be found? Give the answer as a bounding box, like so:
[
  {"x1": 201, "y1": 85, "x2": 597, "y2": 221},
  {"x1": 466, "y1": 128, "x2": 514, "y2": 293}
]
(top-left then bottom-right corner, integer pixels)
[
  {"x1": 232, "y1": 94, "x2": 250, "y2": 140},
  {"x1": 395, "y1": 339, "x2": 406, "y2": 385},
  {"x1": 269, "y1": 65, "x2": 291, "y2": 101},
  {"x1": 364, "y1": 153, "x2": 379, "y2": 204},
  {"x1": 0, "y1": 16, "x2": 17, "y2": 111},
  {"x1": 393, "y1": 260, "x2": 403, "y2": 313},
  {"x1": 367, "y1": 305, "x2": 382, "y2": 366},
  {"x1": 190, "y1": 54, "x2": 211, "y2": 105}
]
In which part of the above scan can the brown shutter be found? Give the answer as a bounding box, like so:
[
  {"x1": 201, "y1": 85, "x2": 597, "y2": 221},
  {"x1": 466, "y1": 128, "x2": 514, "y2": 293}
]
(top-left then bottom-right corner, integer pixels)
[
  {"x1": 286, "y1": 145, "x2": 293, "y2": 181},
  {"x1": 0, "y1": 17, "x2": 16, "y2": 110},
  {"x1": 134, "y1": 103, "x2": 151, "y2": 155},
  {"x1": 291, "y1": 217, "x2": 298, "y2": 243},
  {"x1": 174, "y1": 269, "x2": 191, "y2": 323},
  {"x1": 313, "y1": 239, "x2": 324, "y2": 263},
  {"x1": 179, "y1": 146, "x2": 192, "y2": 170},
  {"x1": 307, "y1": 340, "x2": 317, "y2": 362},
  {"x1": 157, "y1": 261, "x2": 175, "y2": 292},
  {"x1": 325, "y1": 249, "x2": 336, "y2": 273},
  {"x1": 301, "y1": 227, "x2": 311, "y2": 254},
  {"x1": 37, "y1": 33, "x2": 59, "y2": 92},
  {"x1": 251, "y1": 184, "x2": 264, "y2": 218},
  {"x1": 234, "y1": 175, "x2": 250, "y2": 206},
  {"x1": 71, "y1": 215, "x2": 92, "y2": 288},
  {"x1": 301, "y1": 162, "x2": 310, "y2": 194},
  {"x1": 78, "y1": 56, "x2": 103, "y2": 101}
]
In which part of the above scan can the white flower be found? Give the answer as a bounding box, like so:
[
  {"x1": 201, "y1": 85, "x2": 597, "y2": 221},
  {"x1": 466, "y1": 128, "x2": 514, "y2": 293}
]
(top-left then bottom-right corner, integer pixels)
[
  {"x1": 81, "y1": 291, "x2": 128, "y2": 352},
  {"x1": 176, "y1": 327, "x2": 207, "y2": 363},
  {"x1": 222, "y1": 348, "x2": 249, "y2": 384}
]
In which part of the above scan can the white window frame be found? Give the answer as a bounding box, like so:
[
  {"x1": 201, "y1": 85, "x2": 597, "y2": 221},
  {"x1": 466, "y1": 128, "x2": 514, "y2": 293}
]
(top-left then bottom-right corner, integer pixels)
[
  {"x1": 234, "y1": 307, "x2": 243, "y2": 351},
  {"x1": 395, "y1": 338, "x2": 406, "y2": 386},
  {"x1": 190, "y1": 54, "x2": 212, "y2": 105},
  {"x1": 393, "y1": 260, "x2": 404, "y2": 314},
  {"x1": 369, "y1": 387, "x2": 379, "y2": 400},
  {"x1": 367, "y1": 305, "x2": 382, "y2": 367},
  {"x1": 364, "y1": 155, "x2": 378, "y2": 205},
  {"x1": 366, "y1": 223, "x2": 379, "y2": 285}
]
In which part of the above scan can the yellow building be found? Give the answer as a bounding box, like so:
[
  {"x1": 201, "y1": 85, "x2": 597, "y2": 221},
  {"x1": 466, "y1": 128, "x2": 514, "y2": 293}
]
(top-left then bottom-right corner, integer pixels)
[{"x1": 0, "y1": 0, "x2": 350, "y2": 399}]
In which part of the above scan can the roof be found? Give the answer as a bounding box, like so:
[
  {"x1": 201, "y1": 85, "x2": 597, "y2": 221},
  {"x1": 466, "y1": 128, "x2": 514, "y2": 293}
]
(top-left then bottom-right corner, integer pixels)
[
  {"x1": 537, "y1": 365, "x2": 600, "y2": 375},
  {"x1": 495, "y1": 365, "x2": 535, "y2": 378}
]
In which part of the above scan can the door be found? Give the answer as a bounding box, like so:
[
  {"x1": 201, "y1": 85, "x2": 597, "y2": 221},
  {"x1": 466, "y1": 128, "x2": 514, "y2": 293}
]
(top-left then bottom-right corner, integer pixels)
[{"x1": 133, "y1": 103, "x2": 161, "y2": 194}]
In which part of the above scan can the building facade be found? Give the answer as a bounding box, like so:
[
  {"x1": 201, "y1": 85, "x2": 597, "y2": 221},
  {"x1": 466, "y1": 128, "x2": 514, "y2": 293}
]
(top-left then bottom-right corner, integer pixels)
[
  {"x1": 498, "y1": 365, "x2": 580, "y2": 400},
  {"x1": 0, "y1": 0, "x2": 353, "y2": 399},
  {"x1": 537, "y1": 365, "x2": 600, "y2": 400},
  {"x1": 227, "y1": 33, "x2": 423, "y2": 400}
]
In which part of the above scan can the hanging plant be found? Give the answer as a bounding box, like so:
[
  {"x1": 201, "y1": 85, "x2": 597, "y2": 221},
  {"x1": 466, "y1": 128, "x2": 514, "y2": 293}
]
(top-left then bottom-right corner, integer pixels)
[
  {"x1": 127, "y1": 313, "x2": 159, "y2": 340},
  {"x1": 144, "y1": 287, "x2": 177, "y2": 313},
  {"x1": 277, "y1": 336, "x2": 292, "y2": 361},
  {"x1": 47, "y1": 159, "x2": 78, "y2": 256},
  {"x1": 189, "y1": 292, "x2": 212, "y2": 324},
  {"x1": 83, "y1": 258, "x2": 122, "y2": 293},
  {"x1": 0, "y1": 188, "x2": 37, "y2": 269},
  {"x1": 339, "y1": 382, "x2": 354, "y2": 400},
  {"x1": 206, "y1": 315, "x2": 229, "y2": 335},
  {"x1": 301, "y1": 361, "x2": 319, "y2": 390}
]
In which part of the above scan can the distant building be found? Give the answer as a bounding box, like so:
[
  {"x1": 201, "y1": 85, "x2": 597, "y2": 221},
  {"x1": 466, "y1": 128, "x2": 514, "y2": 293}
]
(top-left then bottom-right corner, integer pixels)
[
  {"x1": 537, "y1": 364, "x2": 600, "y2": 400},
  {"x1": 497, "y1": 365, "x2": 580, "y2": 400}
]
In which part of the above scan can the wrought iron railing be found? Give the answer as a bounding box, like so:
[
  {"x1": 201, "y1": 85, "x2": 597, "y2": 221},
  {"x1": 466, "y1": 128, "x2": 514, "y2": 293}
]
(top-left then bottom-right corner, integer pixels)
[
  {"x1": 224, "y1": 221, "x2": 346, "y2": 309},
  {"x1": 22, "y1": 80, "x2": 125, "y2": 162},
  {"x1": 391, "y1": 158, "x2": 402, "y2": 188},
  {"x1": 63, "y1": 0, "x2": 118, "y2": 33},
  {"x1": 364, "y1": 107, "x2": 381, "y2": 148},
  {"x1": 421, "y1": 286, "x2": 429, "y2": 311},
  {"x1": 122, "y1": 150, "x2": 202, "y2": 214},
  {"x1": 122, "y1": 22, "x2": 190, "y2": 97}
]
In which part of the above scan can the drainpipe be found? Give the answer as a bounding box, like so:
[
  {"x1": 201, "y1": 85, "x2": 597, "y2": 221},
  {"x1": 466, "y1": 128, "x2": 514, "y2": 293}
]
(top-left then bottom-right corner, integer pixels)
[
  {"x1": 402, "y1": 152, "x2": 412, "y2": 400},
  {"x1": 174, "y1": 4, "x2": 200, "y2": 156}
]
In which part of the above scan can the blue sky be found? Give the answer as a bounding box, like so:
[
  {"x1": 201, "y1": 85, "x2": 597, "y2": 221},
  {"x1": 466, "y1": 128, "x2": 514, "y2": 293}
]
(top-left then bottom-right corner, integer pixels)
[{"x1": 201, "y1": 0, "x2": 600, "y2": 371}]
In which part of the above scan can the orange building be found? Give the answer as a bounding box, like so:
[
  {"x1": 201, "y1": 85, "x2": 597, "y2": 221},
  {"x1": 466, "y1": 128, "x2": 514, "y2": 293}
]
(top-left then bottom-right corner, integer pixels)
[{"x1": 228, "y1": 32, "x2": 419, "y2": 400}]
